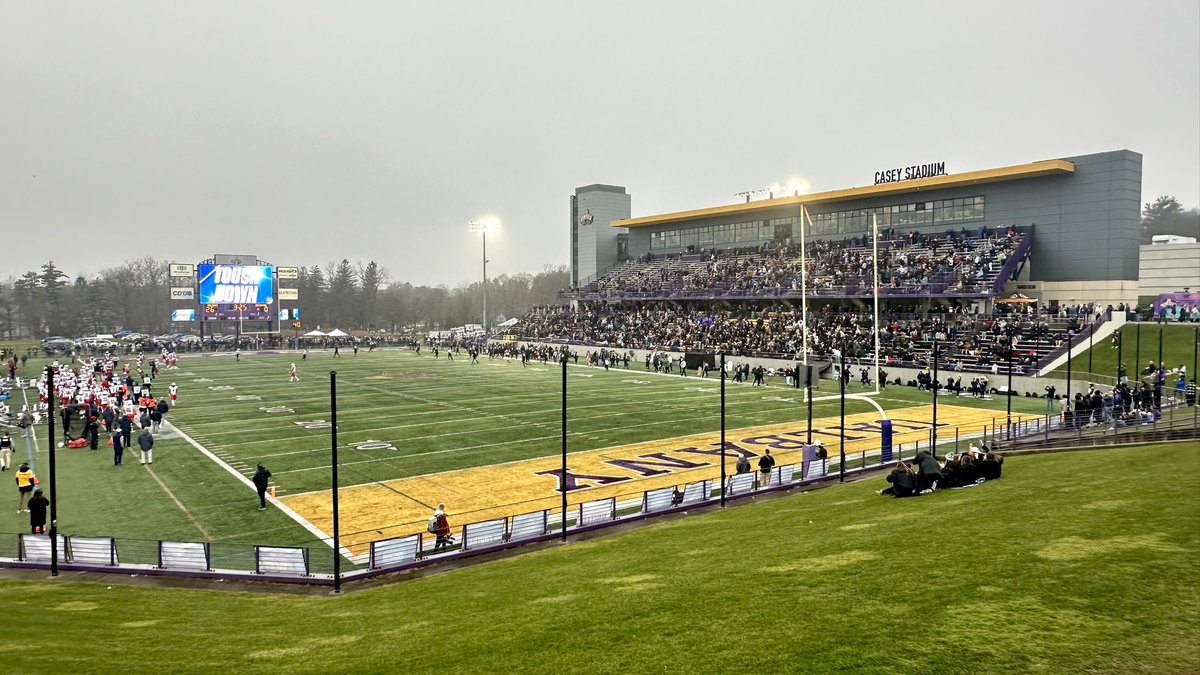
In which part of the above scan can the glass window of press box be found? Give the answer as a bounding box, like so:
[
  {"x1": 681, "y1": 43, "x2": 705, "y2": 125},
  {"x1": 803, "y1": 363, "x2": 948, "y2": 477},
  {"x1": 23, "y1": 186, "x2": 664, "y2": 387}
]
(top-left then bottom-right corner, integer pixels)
[{"x1": 648, "y1": 197, "x2": 984, "y2": 250}]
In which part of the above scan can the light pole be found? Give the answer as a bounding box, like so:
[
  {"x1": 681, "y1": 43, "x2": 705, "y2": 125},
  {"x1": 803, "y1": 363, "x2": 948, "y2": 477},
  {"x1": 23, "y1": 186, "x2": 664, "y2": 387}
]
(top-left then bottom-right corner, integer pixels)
[{"x1": 467, "y1": 219, "x2": 500, "y2": 333}]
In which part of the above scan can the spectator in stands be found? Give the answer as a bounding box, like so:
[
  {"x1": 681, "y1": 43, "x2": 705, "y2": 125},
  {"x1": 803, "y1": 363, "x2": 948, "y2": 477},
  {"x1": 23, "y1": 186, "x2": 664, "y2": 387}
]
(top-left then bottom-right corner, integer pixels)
[
  {"x1": 253, "y1": 464, "x2": 272, "y2": 511},
  {"x1": 28, "y1": 488, "x2": 49, "y2": 534},
  {"x1": 432, "y1": 503, "x2": 453, "y2": 552},
  {"x1": 876, "y1": 462, "x2": 916, "y2": 497}
]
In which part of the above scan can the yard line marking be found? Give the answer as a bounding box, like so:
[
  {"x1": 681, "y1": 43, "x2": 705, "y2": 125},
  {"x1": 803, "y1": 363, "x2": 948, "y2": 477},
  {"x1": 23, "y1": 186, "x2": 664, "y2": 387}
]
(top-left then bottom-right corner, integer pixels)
[
  {"x1": 143, "y1": 463, "x2": 212, "y2": 541},
  {"x1": 162, "y1": 419, "x2": 335, "y2": 551},
  {"x1": 18, "y1": 387, "x2": 40, "y2": 471}
]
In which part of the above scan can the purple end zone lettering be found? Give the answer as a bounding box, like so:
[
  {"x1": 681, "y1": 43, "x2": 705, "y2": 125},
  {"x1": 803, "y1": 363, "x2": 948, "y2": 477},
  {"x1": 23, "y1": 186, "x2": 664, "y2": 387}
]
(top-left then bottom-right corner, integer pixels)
[
  {"x1": 814, "y1": 426, "x2": 870, "y2": 441},
  {"x1": 738, "y1": 434, "x2": 809, "y2": 451},
  {"x1": 676, "y1": 442, "x2": 759, "y2": 458},
  {"x1": 603, "y1": 452, "x2": 710, "y2": 477},
  {"x1": 889, "y1": 418, "x2": 950, "y2": 430},
  {"x1": 534, "y1": 468, "x2": 632, "y2": 494}
]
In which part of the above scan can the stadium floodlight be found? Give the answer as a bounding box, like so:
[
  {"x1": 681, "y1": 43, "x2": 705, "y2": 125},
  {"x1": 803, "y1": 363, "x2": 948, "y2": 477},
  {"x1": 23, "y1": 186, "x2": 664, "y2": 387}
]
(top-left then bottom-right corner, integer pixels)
[{"x1": 467, "y1": 219, "x2": 500, "y2": 332}]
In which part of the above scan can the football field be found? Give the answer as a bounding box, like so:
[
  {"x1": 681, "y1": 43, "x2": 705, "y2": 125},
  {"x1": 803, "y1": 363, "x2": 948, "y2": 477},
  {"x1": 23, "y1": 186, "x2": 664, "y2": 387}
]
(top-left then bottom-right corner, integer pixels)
[{"x1": 0, "y1": 347, "x2": 1050, "y2": 561}]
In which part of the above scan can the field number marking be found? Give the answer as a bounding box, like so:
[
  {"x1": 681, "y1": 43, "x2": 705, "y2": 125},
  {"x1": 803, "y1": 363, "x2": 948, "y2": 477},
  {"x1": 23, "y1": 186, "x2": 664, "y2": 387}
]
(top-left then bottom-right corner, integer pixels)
[
  {"x1": 294, "y1": 419, "x2": 333, "y2": 430},
  {"x1": 259, "y1": 406, "x2": 294, "y2": 414},
  {"x1": 349, "y1": 439, "x2": 395, "y2": 451}
]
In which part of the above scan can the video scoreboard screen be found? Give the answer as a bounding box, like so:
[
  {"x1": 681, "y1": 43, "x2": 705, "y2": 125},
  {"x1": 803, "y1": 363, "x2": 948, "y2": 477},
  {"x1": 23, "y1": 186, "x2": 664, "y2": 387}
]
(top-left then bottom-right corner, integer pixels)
[{"x1": 198, "y1": 264, "x2": 274, "y2": 305}]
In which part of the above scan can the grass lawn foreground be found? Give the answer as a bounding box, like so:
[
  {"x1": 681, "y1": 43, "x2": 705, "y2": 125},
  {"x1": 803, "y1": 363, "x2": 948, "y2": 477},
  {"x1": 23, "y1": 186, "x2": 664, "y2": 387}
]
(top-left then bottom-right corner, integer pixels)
[{"x1": 0, "y1": 441, "x2": 1196, "y2": 674}]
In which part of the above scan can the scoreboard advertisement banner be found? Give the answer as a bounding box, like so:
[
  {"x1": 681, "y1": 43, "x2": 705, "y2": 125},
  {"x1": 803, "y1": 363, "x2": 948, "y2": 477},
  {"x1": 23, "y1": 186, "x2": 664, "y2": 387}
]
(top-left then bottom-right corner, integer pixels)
[
  {"x1": 169, "y1": 263, "x2": 195, "y2": 277},
  {"x1": 276, "y1": 266, "x2": 299, "y2": 280},
  {"x1": 278, "y1": 287, "x2": 298, "y2": 300},
  {"x1": 198, "y1": 264, "x2": 274, "y2": 305},
  {"x1": 171, "y1": 309, "x2": 196, "y2": 322}
]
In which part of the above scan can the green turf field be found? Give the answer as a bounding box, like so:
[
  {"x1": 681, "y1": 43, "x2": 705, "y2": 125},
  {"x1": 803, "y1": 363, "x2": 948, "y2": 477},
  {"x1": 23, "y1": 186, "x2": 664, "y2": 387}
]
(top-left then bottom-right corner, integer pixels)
[
  {"x1": 0, "y1": 441, "x2": 1195, "y2": 674},
  {"x1": 1053, "y1": 322, "x2": 1199, "y2": 382},
  {"x1": 0, "y1": 348, "x2": 1054, "y2": 566}
]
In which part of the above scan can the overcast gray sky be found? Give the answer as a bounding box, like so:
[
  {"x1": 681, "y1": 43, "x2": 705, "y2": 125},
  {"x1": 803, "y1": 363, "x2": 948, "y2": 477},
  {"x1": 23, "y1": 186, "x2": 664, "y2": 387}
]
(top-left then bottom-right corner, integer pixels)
[{"x1": 2, "y1": 0, "x2": 1197, "y2": 286}]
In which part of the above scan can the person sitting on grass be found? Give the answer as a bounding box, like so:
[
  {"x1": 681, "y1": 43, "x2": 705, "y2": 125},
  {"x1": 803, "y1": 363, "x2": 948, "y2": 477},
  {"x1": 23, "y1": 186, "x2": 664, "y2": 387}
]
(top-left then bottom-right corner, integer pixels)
[
  {"x1": 876, "y1": 462, "x2": 916, "y2": 498},
  {"x1": 911, "y1": 450, "x2": 943, "y2": 493},
  {"x1": 980, "y1": 452, "x2": 1004, "y2": 481}
]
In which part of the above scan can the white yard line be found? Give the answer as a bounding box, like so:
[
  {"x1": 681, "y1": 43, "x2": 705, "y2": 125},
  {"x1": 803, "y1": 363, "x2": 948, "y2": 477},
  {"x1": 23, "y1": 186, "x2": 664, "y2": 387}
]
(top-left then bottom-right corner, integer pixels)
[
  {"x1": 163, "y1": 419, "x2": 336, "y2": 550},
  {"x1": 143, "y1": 463, "x2": 212, "y2": 541}
]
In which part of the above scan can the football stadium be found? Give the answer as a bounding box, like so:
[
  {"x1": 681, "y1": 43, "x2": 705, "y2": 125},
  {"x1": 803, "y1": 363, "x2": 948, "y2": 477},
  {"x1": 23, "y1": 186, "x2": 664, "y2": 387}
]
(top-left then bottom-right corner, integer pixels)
[{"x1": 1, "y1": 147, "x2": 1197, "y2": 672}]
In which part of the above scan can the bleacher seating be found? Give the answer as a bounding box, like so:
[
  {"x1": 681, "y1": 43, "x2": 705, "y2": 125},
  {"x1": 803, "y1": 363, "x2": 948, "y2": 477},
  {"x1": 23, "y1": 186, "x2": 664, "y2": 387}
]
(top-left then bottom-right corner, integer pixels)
[{"x1": 565, "y1": 226, "x2": 1031, "y2": 301}]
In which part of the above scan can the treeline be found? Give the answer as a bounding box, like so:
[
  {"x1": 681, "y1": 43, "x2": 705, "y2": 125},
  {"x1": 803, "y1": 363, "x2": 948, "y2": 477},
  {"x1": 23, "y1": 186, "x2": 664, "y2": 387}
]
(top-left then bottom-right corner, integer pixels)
[{"x1": 0, "y1": 259, "x2": 570, "y2": 339}]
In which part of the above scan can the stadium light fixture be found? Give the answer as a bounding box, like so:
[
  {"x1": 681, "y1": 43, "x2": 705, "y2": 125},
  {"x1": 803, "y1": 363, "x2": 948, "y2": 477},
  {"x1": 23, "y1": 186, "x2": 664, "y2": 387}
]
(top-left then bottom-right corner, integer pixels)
[{"x1": 467, "y1": 219, "x2": 500, "y2": 332}]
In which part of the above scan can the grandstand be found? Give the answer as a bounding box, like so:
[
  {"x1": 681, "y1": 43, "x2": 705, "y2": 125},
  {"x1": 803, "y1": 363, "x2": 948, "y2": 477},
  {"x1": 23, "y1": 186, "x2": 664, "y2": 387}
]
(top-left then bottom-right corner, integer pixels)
[{"x1": 535, "y1": 151, "x2": 1145, "y2": 383}]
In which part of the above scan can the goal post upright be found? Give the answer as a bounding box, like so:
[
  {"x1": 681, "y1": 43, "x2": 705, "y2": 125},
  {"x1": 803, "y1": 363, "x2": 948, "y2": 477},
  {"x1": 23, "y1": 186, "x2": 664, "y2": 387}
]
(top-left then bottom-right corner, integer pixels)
[{"x1": 872, "y1": 212, "x2": 882, "y2": 394}]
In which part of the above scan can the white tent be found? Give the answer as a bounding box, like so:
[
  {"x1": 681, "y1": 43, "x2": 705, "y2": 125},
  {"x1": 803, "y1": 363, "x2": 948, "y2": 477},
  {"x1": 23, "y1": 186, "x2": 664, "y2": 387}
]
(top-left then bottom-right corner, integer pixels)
[
  {"x1": 325, "y1": 328, "x2": 349, "y2": 337},
  {"x1": 303, "y1": 330, "x2": 327, "y2": 337}
]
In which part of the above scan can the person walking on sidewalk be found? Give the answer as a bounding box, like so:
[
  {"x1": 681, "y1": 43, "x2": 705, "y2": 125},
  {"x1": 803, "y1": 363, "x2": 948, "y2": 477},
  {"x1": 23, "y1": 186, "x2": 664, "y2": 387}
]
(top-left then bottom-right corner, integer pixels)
[{"x1": 430, "y1": 503, "x2": 453, "y2": 552}]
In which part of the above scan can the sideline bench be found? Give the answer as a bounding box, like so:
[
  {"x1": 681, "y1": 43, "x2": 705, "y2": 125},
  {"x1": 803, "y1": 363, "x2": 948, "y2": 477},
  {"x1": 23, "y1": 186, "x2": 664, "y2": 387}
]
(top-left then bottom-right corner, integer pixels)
[
  {"x1": 158, "y1": 541, "x2": 211, "y2": 571},
  {"x1": 681, "y1": 480, "x2": 709, "y2": 504},
  {"x1": 727, "y1": 472, "x2": 755, "y2": 495},
  {"x1": 369, "y1": 535, "x2": 420, "y2": 570},
  {"x1": 255, "y1": 546, "x2": 310, "y2": 576},
  {"x1": 18, "y1": 534, "x2": 67, "y2": 563},
  {"x1": 579, "y1": 498, "x2": 616, "y2": 526},
  {"x1": 68, "y1": 536, "x2": 118, "y2": 566},
  {"x1": 462, "y1": 519, "x2": 506, "y2": 551},
  {"x1": 509, "y1": 511, "x2": 548, "y2": 541},
  {"x1": 643, "y1": 487, "x2": 676, "y2": 513}
]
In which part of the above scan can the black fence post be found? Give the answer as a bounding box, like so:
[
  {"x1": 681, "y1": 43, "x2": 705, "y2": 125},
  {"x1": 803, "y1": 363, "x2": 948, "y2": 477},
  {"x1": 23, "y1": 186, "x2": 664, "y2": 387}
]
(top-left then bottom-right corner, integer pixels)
[
  {"x1": 1066, "y1": 332, "x2": 1073, "y2": 405},
  {"x1": 718, "y1": 352, "x2": 729, "y2": 506},
  {"x1": 47, "y1": 366, "x2": 58, "y2": 577},
  {"x1": 1006, "y1": 327, "x2": 1014, "y2": 440},
  {"x1": 931, "y1": 337, "x2": 939, "y2": 451},
  {"x1": 839, "y1": 351, "x2": 846, "y2": 483},
  {"x1": 330, "y1": 370, "x2": 340, "y2": 593},
  {"x1": 561, "y1": 355, "x2": 568, "y2": 541},
  {"x1": 1135, "y1": 321, "x2": 1141, "y2": 375}
]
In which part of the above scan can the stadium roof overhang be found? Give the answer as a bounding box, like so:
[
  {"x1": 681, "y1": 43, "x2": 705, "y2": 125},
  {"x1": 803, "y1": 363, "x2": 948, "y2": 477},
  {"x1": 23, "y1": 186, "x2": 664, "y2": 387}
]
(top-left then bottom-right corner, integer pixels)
[{"x1": 612, "y1": 159, "x2": 1075, "y2": 229}]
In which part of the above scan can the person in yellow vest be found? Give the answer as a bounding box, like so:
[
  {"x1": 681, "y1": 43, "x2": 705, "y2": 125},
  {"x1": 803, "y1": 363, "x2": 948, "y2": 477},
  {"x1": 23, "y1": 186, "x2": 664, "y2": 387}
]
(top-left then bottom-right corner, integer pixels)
[{"x1": 15, "y1": 462, "x2": 37, "y2": 513}]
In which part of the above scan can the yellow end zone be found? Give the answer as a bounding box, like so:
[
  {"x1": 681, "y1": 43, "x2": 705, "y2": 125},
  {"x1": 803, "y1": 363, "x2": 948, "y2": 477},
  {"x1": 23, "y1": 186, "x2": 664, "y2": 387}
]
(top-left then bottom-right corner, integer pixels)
[{"x1": 281, "y1": 404, "x2": 1007, "y2": 543}]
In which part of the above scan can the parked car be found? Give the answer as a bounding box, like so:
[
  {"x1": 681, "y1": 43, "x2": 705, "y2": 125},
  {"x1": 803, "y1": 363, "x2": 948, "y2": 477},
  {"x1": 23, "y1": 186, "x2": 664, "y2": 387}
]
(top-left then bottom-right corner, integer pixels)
[{"x1": 43, "y1": 338, "x2": 77, "y2": 355}]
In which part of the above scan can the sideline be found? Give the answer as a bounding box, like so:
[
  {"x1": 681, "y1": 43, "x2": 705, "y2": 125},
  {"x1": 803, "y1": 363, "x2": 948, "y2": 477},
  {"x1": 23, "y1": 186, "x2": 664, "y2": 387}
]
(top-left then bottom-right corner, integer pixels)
[
  {"x1": 163, "y1": 419, "x2": 336, "y2": 551},
  {"x1": 18, "y1": 387, "x2": 39, "y2": 472}
]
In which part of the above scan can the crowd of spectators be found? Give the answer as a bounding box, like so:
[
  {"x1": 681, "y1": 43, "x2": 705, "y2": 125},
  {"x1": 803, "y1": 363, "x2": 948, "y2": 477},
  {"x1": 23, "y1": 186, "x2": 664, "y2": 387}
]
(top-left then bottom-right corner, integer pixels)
[
  {"x1": 573, "y1": 225, "x2": 1028, "y2": 300},
  {"x1": 509, "y1": 302, "x2": 1078, "y2": 375}
]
